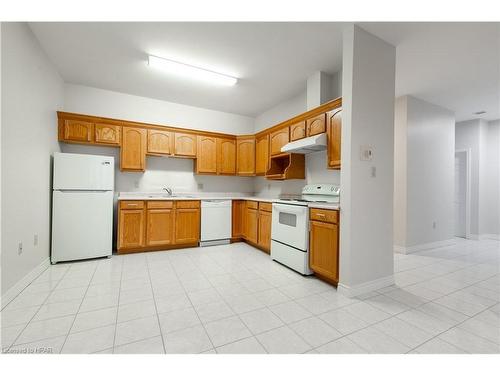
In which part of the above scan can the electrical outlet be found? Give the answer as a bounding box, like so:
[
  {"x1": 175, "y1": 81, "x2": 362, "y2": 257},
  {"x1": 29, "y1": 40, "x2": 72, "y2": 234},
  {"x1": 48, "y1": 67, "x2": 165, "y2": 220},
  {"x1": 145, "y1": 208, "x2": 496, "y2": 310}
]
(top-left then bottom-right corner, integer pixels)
[
  {"x1": 267, "y1": 184, "x2": 271, "y2": 190},
  {"x1": 432, "y1": 221, "x2": 437, "y2": 229},
  {"x1": 34, "y1": 234, "x2": 38, "y2": 246},
  {"x1": 18, "y1": 242, "x2": 23, "y2": 255},
  {"x1": 134, "y1": 180, "x2": 140, "y2": 189},
  {"x1": 371, "y1": 166, "x2": 376, "y2": 178},
  {"x1": 197, "y1": 183, "x2": 204, "y2": 190}
]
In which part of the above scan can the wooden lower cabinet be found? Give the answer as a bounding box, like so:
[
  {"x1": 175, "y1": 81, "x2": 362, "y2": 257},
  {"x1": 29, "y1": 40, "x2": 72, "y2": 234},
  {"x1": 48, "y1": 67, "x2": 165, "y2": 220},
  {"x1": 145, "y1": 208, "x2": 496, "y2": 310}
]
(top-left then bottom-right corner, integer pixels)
[
  {"x1": 146, "y1": 208, "x2": 174, "y2": 246},
  {"x1": 309, "y1": 209, "x2": 339, "y2": 284},
  {"x1": 175, "y1": 207, "x2": 200, "y2": 244},
  {"x1": 118, "y1": 209, "x2": 145, "y2": 249},
  {"x1": 231, "y1": 200, "x2": 245, "y2": 238},
  {"x1": 244, "y1": 204, "x2": 259, "y2": 244},
  {"x1": 257, "y1": 209, "x2": 271, "y2": 253},
  {"x1": 232, "y1": 200, "x2": 272, "y2": 252},
  {"x1": 118, "y1": 200, "x2": 200, "y2": 253}
]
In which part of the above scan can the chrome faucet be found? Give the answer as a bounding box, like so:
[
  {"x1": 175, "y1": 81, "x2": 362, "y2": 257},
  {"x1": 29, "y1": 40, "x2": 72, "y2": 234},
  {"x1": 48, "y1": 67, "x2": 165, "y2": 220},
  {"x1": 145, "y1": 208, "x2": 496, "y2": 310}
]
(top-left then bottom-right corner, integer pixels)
[{"x1": 162, "y1": 187, "x2": 173, "y2": 196}]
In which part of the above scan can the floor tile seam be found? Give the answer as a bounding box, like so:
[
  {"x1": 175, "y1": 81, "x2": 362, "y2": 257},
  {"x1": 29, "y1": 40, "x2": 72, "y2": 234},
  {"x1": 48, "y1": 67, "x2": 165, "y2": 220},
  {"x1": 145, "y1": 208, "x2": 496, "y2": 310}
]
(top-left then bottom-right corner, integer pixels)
[{"x1": 6, "y1": 266, "x2": 72, "y2": 350}]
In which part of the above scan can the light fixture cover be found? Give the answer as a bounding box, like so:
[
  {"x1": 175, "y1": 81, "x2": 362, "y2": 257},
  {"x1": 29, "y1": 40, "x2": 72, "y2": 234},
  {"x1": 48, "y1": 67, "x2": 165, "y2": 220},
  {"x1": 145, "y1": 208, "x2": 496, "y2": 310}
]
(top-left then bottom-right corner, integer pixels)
[{"x1": 148, "y1": 55, "x2": 237, "y2": 86}]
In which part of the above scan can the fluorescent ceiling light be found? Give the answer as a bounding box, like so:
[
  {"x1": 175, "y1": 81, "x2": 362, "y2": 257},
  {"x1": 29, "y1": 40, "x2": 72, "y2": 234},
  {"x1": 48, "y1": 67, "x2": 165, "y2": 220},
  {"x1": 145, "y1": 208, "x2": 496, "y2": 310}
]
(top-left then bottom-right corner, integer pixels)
[{"x1": 148, "y1": 55, "x2": 237, "y2": 86}]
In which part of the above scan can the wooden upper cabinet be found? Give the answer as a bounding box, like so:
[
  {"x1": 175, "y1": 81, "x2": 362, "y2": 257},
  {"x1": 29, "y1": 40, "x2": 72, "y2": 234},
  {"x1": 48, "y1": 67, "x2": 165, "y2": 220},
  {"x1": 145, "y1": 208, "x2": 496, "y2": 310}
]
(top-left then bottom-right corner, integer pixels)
[
  {"x1": 306, "y1": 113, "x2": 326, "y2": 136},
  {"x1": 236, "y1": 137, "x2": 256, "y2": 176},
  {"x1": 94, "y1": 123, "x2": 121, "y2": 145},
  {"x1": 174, "y1": 132, "x2": 197, "y2": 157},
  {"x1": 146, "y1": 207, "x2": 174, "y2": 247},
  {"x1": 121, "y1": 127, "x2": 147, "y2": 171},
  {"x1": 270, "y1": 127, "x2": 289, "y2": 155},
  {"x1": 118, "y1": 208, "x2": 145, "y2": 249},
  {"x1": 147, "y1": 129, "x2": 172, "y2": 155},
  {"x1": 195, "y1": 136, "x2": 217, "y2": 174},
  {"x1": 174, "y1": 203, "x2": 200, "y2": 244},
  {"x1": 217, "y1": 138, "x2": 236, "y2": 175},
  {"x1": 309, "y1": 219, "x2": 339, "y2": 283},
  {"x1": 327, "y1": 109, "x2": 342, "y2": 169},
  {"x1": 255, "y1": 134, "x2": 269, "y2": 176},
  {"x1": 62, "y1": 119, "x2": 94, "y2": 143},
  {"x1": 290, "y1": 121, "x2": 306, "y2": 141}
]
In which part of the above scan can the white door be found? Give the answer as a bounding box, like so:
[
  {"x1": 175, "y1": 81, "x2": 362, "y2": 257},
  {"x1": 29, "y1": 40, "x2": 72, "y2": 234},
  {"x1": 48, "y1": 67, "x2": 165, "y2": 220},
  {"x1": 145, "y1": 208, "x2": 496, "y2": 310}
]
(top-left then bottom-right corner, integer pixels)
[
  {"x1": 53, "y1": 152, "x2": 114, "y2": 190},
  {"x1": 454, "y1": 152, "x2": 467, "y2": 238},
  {"x1": 51, "y1": 190, "x2": 113, "y2": 263}
]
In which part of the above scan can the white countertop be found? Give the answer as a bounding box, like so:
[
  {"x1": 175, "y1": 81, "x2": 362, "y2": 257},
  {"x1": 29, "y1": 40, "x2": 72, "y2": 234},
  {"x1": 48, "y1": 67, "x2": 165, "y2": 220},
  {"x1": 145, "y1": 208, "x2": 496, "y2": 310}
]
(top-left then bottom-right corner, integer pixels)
[{"x1": 117, "y1": 192, "x2": 339, "y2": 209}]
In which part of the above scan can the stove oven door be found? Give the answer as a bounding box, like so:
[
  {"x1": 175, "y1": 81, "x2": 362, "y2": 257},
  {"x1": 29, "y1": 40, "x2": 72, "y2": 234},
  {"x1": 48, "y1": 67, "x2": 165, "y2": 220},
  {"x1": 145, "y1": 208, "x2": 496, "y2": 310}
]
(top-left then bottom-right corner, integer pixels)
[{"x1": 271, "y1": 203, "x2": 309, "y2": 251}]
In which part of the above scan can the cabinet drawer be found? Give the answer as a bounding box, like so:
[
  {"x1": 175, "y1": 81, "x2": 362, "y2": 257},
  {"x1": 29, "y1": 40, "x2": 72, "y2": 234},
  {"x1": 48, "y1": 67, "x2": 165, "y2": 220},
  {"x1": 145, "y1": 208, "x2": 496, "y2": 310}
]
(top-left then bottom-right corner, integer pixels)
[
  {"x1": 259, "y1": 202, "x2": 272, "y2": 212},
  {"x1": 147, "y1": 201, "x2": 174, "y2": 209},
  {"x1": 246, "y1": 201, "x2": 258, "y2": 210},
  {"x1": 310, "y1": 208, "x2": 338, "y2": 223},
  {"x1": 120, "y1": 201, "x2": 145, "y2": 210},
  {"x1": 176, "y1": 200, "x2": 200, "y2": 209}
]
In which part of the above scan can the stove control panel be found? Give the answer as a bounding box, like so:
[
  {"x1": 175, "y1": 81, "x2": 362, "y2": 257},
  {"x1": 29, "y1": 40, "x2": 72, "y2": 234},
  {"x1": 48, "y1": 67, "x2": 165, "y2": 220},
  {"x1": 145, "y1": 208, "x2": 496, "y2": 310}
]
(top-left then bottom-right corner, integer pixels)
[{"x1": 301, "y1": 184, "x2": 340, "y2": 196}]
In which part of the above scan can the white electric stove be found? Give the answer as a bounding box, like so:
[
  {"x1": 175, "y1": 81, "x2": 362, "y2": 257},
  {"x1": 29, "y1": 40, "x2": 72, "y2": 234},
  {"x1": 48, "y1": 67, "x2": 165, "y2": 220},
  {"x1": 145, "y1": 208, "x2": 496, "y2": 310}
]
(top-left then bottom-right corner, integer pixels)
[{"x1": 271, "y1": 184, "x2": 340, "y2": 275}]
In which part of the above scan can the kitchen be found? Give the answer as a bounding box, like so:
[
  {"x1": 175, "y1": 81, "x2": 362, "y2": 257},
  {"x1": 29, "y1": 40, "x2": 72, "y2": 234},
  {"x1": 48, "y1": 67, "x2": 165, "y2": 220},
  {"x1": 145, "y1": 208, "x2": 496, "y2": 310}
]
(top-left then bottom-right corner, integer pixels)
[
  {"x1": 2, "y1": 16, "x2": 499, "y2": 362},
  {"x1": 53, "y1": 94, "x2": 342, "y2": 287}
]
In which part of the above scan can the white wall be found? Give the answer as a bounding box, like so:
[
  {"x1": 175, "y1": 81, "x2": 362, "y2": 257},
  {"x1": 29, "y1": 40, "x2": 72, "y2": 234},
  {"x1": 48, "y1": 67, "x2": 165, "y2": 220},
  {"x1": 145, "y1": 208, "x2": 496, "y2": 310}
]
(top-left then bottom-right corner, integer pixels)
[
  {"x1": 395, "y1": 96, "x2": 455, "y2": 249},
  {"x1": 455, "y1": 119, "x2": 489, "y2": 237},
  {"x1": 456, "y1": 119, "x2": 500, "y2": 238},
  {"x1": 1, "y1": 23, "x2": 64, "y2": 295},
  {"x1": 483, "y1": 120, "x2": 500, "y2": 236},
  {"x1": 339, "y1": 25, "x2": 395, "y2": 295},
  {"x1": 253, "y1": 92, "x2": 306, "y2": 133},
  {"x1": 64, "y1": 84, "x2": 255, "y2": 135},
  {"x1": 62, "y1": 84, "x2": 256, "y2": 195}
]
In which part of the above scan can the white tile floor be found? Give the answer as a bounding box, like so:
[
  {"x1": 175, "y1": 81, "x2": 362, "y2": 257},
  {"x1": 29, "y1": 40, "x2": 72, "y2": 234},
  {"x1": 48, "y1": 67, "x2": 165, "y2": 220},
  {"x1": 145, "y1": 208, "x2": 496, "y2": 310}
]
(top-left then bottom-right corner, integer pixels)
[{"x1": 1, "y1": 238, "x2": 499, "y2": 354}]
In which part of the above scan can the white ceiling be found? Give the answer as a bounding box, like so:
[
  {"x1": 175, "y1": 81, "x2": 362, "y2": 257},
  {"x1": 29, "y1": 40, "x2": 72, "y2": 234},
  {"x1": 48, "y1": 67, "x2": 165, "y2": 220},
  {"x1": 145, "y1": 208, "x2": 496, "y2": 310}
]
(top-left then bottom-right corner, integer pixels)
[
  {"x1": 361, "y1": 22, "x2": 500, "y2": 121},
  {"x1": 29, "y1": 22, "x2": 343, "y2": 117},
  {"x1": 29, "y1": 22, "x2": 499, "y2": 121}
]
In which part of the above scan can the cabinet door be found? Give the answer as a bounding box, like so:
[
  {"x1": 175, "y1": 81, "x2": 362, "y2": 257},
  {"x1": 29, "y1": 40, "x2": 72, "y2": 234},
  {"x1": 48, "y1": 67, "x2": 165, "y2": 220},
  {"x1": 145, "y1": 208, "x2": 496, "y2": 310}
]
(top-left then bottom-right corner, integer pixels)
[
  {"x1": 217, "y1": 138, "x2": 236, "y2": 175},
  {"x1": 327, "y1": 109, "x2": 342, "y2": 169},
  {"x1": 94, "y1": 123, "x2": 120, "y2": 145},
  {"x1": 118, "y1": 209, "x2": 145, "y2": 249},
  {"x1": 174, "y1": 132, "x2": 197, "y2": 157},
  {"x1": 175, "y1": 208, "x2": 200, "y2": 244},
  {"x1": 232, "y1": 200, "x2": 245, "y2": 238},
  {"x1": 269, "y1": 127, "x2": 289, "y2": 155},
  {"x1": 309, "y1": 220, "x2": 339, "y2": 282},
  {"x1": 148, "y1": 129, "x2": 172, "y2": 155},
  {"x1": 306, "y1": 113, "x2": 326, "y2": 136},
  {"x1": 258, "y1": 210, "x2": 272, "y2": 253},
  {"x1": 63, "y1": 120, "x2": 94, "y2": 143},
  {"x1": 290, "y1": 121, "x2": 306, "y2": 141},
  {"x1": 121, "y1": 127, "x2": 147, "y2": 171},
  {"x1": 196, "y1": 136, "x2": 217, "y2": 174},
  {"x1": 244, "y1": 207, "x2": 259, "y2": 243},
  {"x1": 236, "y1": 137, "x2": 256, "y2": 176},
  {"x1": 146, "y1": 208, "x2": 174, "y2": 246},
  {"x1": 255, "y1": 134, "x2": 269, "y2": 175}
]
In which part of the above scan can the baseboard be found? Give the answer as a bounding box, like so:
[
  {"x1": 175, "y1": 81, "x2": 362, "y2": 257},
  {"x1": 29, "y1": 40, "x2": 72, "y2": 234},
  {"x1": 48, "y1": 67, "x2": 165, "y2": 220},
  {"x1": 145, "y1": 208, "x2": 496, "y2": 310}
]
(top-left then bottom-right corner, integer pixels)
[
  {"x1": 479, "y1": 234, "x2": 500, "y2": 241},
  {"x1": 1, "y1": 257, "x2": 50, "y2": 310},
  {"x1": 393, "y1": 239, "x2": 456, "y2": 254},
  {"x1": 337, "y1": 274, "x2": 395, "y2": 298},
  {"x1": 468, "y1": 234, "x2": 479, "y2": 240}
]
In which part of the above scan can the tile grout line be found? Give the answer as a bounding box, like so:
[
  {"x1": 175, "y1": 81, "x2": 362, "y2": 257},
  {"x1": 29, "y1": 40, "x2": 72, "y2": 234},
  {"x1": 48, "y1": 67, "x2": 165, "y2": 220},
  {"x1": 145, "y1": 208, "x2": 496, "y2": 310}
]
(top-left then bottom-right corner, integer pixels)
[
  {"x1": 3, "y1": 265, "x2": 72, "y2": 352},
  {"x1": 110, "y1": 255, "x2": 124, "y2": 352},
  {"x1": 58, "y1": 262, "x2": 100, "y2": 353},
  {"x1": 144, "y1": 253, "x2": 168, "y2": 354}
]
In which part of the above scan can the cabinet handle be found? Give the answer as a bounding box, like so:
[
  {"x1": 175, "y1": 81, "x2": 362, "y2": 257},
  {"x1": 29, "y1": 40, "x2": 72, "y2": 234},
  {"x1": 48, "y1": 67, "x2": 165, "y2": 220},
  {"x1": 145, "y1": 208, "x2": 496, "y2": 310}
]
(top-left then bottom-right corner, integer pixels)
[
  {"x1": 127, "y1": 204, "x2": 138, "y2": 207},
  {"x1": 316, "y1": 213, "x2": 325, "y2": 217}
]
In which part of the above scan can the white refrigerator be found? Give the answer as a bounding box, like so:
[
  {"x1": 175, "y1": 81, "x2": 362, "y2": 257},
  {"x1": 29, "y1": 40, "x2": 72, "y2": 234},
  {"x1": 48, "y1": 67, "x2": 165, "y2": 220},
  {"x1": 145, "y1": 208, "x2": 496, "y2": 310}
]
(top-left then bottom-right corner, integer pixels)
[{"x1": 51, "y1": 152, "x2": 114, "y2": 264}]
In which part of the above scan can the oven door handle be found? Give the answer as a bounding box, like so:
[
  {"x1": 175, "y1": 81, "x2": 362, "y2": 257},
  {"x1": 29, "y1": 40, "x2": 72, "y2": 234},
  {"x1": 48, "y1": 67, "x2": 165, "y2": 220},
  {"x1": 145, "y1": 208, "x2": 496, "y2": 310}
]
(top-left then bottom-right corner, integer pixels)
[{"x1": 273, "y1": 205, "x2": 306, "y2": 215}]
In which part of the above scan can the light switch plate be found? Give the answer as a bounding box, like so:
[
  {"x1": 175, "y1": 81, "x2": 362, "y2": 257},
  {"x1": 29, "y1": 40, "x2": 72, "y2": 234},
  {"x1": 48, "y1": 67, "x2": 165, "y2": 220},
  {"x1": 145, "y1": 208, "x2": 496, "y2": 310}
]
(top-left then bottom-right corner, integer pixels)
[{"x1": 360, "y1": 145, "x2": 373, "y2": 161}]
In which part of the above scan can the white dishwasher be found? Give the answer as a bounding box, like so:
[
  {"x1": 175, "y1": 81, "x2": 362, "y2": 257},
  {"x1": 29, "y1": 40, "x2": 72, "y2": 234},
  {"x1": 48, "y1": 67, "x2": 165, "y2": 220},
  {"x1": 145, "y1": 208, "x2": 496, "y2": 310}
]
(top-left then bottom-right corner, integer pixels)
[{"x1": 200, "y1": 200, "x2": 232, "y2": 246}]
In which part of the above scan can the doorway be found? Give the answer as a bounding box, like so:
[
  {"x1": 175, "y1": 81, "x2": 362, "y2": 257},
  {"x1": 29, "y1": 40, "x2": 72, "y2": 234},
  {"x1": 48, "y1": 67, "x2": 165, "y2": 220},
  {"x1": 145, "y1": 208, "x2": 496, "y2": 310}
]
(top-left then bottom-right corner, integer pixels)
[{"x1": 454, "y1": 149, "x2": 470, "y2": 238}]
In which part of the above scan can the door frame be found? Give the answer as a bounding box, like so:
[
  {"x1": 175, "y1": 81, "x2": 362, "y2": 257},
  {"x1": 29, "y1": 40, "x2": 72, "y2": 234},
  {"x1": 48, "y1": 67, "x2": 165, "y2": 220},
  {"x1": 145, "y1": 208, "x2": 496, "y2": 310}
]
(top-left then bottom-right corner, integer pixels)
[{"x1": 455, "y1": 149, "x2": 471, "y2": 239}]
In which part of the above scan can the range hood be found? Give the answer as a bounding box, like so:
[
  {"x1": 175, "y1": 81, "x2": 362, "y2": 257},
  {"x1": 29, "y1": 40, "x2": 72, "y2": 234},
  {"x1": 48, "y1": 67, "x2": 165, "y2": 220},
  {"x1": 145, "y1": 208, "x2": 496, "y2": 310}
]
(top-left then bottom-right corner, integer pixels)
[{"x1": 280, "y1": 133, "x2": 327, "y2": 154}]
